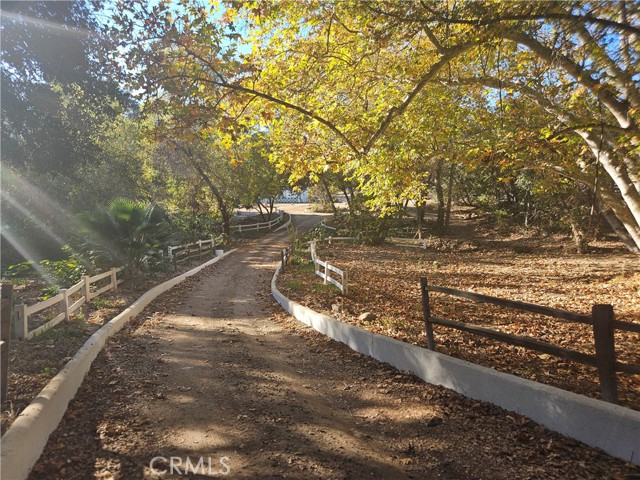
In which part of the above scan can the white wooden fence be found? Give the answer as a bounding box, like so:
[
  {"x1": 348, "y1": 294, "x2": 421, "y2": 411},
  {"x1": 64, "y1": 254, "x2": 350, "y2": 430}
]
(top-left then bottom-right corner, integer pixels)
[
  {"x1": 12, "y1": 233, "x2": 227, "y2": 340},
  {"x1": 320, "y1": 220, "x2": 337, "y2": 233},
  {"x1": 309, "y1": 240, "x2": 348, "y2": 295},
  {"x1": 388, "y1": 226, "x2": 428, "y2": 238},
  {"x1": 231, "y1": 210, "x2": 283, "y2": 233},
  {"x1": 13, "y1": 267, "x2": 123, "y2": 340},
  {"x1": 167, "y1": 236, "x2": 220, "y2": 260}
]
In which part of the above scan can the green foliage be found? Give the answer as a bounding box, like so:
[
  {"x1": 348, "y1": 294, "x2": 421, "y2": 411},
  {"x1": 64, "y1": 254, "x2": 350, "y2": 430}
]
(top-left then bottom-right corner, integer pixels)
[
  {"x1": 3, "y1": 249, "x2": 90, "y2": 287},
  {"x1": 3, "y1": 247, "x2": 93, "y2": 300},
  {"x1": 78, "y1": 198, "x2": 174, "y2": 276},
  {"x1": 3, "y1": 261, "x2": 35, "y2": 279},
  {"x1": 287, "y1": 226, "x2": 305, "y2": 257},
  {"x1": 323, "y1": 212, "x2": 391, "y2": 245}
]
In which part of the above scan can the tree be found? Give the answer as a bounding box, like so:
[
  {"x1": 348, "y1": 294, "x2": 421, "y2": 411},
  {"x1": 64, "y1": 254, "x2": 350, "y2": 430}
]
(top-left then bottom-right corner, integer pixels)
[
  {"x1": 109, "y1": 1, "x2": 640, "y2": 251},
  {"x1": 1, "y1": 0, "x2": 126, "y2": 171},
  {"x1": 1, "y1": 1, "x2": 133, "y2": 266},
  {"x1": 232, "y1": 133, "x2": 289, "y2": 220}
]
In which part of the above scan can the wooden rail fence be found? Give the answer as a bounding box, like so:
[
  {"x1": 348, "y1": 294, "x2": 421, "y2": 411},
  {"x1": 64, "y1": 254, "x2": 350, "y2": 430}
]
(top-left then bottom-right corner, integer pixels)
[
  {"x1": 231, "y1": 210, "x2": 283, "y2": 233},
  {"x1": 13, "y1": 267, "x2": 123, "y2": 340},
  {"x1": 310, "y1": 240, "x2": 348, "y2": 295},
  {"x1": 420, "y1": 277, "x2": 640, "y2": 404},
  {"x1": 167, "y1": 236, "x2": 222, "y2": 271}
]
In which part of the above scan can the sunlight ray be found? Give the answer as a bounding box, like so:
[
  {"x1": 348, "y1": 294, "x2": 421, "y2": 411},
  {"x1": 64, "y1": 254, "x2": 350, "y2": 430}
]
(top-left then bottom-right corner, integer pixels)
[
  {"x1": 0, "y1": 169, "x2": 72, "y2": 251},
  {"x1": 0, "y1": 166, "x2": 88, "y2": 279},
  {"x1": 0, "y1": 10, "x2": 94, "y2": 39},
  {"x1": 0, "y1": 229, "x2": 56, "y2": 285}
]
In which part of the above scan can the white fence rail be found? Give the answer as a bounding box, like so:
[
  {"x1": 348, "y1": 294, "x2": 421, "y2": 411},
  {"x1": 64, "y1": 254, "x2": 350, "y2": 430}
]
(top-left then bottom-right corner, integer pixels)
[
  {"x1": 231, "y1": 210, "x2": 283, "y2": 233},
  {"x1": 13, "y1": 267, "x2": 123, "y2": 340},
  {"x1": 388, "y1": 226, "x2": 428, "y2": 238},
  {"x1": 13, "y1": 234, "x2": 225, "y2": 340},
  {"x1": 320, "y1": 220, "x2": 337, "y2": 233},
  {"x1": 309, "y1": 240, "x2": 348, "y2": 295},
  {"x1": 166, "y1": 235, "x2": 224, "y2": 271},
  {"x1": 167, "y1": 236, "x2": 219, "y2": 259},
  {"x1": 386, "y1": 237, "x2": 428, "y2": 249}
]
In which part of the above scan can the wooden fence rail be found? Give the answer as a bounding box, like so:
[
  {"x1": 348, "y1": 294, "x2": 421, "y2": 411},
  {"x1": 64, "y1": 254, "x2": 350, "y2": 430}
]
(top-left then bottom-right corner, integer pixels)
[
  {"x1": 10, "y1": 234, "x2": 225, "y2": 340},
  {"x1": 231, "y1": 210, "x2": 283, "y2": 233},
  {"x1": 167, "y1": 235, "x2": 222, "y2": 271},
  {"x1": 310, "y1": 240, "x2": 348, "y2": 295},
  {"x1": 420, "y1": 277, "x2": 640, "y2": 404},
  {"x1": 13, "y1": 267, "x2": 123, "y2": 341}
]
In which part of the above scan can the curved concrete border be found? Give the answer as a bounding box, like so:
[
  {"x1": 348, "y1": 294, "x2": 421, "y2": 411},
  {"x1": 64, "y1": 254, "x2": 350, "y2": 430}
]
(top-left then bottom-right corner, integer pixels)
[
  {"x1": 271, "y1": 264, "x2": 640, "y2": 466},
  {"x1": 274, "y1": 213, "x2": 292, "y2": 232},
  {"x1": 1, "y1": 250, "x2": 236, "y2": 480}
]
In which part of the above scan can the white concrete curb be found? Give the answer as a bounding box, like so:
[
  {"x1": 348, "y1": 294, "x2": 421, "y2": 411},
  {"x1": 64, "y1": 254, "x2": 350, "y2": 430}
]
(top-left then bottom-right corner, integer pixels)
[
  {"x1": 1, "y1": 250, "x2": 236, "y2": 480},
  {"x1": 271, "y1": 264, "x2": 640, "y2": 466},
  {"x1": 273, "y1": 213, "x2": 292, "y2": 232}
]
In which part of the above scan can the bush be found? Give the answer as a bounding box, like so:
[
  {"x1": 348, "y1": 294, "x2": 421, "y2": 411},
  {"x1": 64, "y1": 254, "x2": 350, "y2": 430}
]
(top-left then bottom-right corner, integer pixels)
[{"x1": 322, "y1": 212, "x2": 391, "y2": 245}]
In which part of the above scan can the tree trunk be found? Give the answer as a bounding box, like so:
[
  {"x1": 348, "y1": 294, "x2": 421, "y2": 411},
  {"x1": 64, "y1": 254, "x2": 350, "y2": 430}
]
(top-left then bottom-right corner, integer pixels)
[
  {"x1": 180, "y1": 147, "x2": 232, "y2": 237},
  {"x1": 435, "y1": 158, "x2": 445, "y2": 230},
  {"x1": 320, "y1": 176, "x2": 338, "y2": 214},
  {"x1": 256, "y1": 202, "x2": 269, "y2": 221},
  {"x1": 600, "y1": 204, "x2": 640, "y2": 254},
  {"x1": 444, "y1": 163, "x2": 455, "y2": 231},
  {"x1": 268, "y1": 198, "x2": 275, "y2": 218},
  {"x1": 598, "y1": 188, "x2": 640, "y2": 254},
  {"x1": 416, "y1": 202, "x2": 425, "y2": 240}
]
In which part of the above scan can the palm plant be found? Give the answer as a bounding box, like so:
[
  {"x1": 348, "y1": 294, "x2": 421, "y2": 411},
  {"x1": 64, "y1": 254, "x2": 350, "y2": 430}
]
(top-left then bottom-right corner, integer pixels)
[{"x1": 78, "y1": 198, "x2": 174, "y2": 276}]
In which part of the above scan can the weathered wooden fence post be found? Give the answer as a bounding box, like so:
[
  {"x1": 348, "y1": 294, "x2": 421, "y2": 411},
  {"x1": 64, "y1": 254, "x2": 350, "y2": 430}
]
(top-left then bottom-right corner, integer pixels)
[
  {"x1": 324, "y1": 262, "x2": 328, "y2": 285},
  {"x1": 60, "y1": 288, "x2": 69, "y2": 321},
  {"x1": 420, "y1": 277, "x2": 436, "y2": 350},
  {"x1": 82, "y1": 275, "x2": 91, "y2": 302},
  {"x1": 13, "y1": 303, "x2": 27, "y2": 340},
  {"x1": 110, "y1": 267, "x2": 118, "y2": 292},
  {"x1": 1, "y1": 284, "x2": 14, "y2": 403},
  {"x1": 592, "y1": 304, "x2": 618, "y2": 404},
  {"x1": 342, "y1": 270, "x2": 348, "y2": 295}
]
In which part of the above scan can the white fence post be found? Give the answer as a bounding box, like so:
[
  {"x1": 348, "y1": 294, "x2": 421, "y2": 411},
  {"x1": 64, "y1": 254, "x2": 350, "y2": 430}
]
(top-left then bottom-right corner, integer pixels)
[
  {"x1": 198, "y1": 240, "x2": 202, "y2": 257},
  {"x1": 13, "y1": 304, "x2": 27, "y2": 339},
  {"x1": 60, "y1": 289, "x2": 69, "y2": 321},
  {"x1": 110, "y1": 268, "x2": 118, "y2": 292},
  {"x1": 324, "y1": 262, "x2": 328, "y2": 284},
  {"x1": 82, "y1": 275, "x2": 91, "y2": 302}
]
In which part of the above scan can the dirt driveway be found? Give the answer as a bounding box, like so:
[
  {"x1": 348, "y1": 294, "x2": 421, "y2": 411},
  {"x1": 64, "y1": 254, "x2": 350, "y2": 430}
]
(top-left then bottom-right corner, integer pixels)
[{"x1": 28, "y1": 205, "x2": 637, "y2": 479}]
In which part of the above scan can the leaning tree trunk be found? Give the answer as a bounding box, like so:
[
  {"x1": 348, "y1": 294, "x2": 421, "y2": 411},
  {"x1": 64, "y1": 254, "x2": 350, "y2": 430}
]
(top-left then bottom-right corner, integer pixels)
[
  {"x1": 599, "y1": 202, "x2": 640, "y2": 254},
  {"x1": 320, "y1": 176, "x2": 338, "y2": 215},
  {"x1": 181, "y1": 147, "x2": 233, "y2": 237}
]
